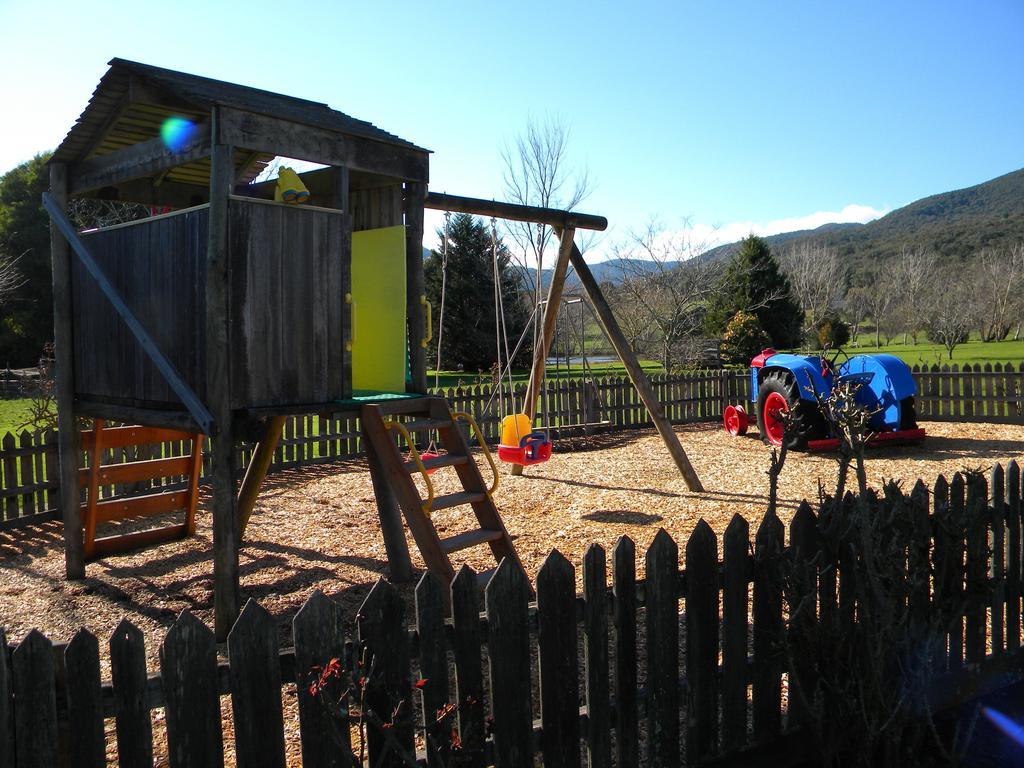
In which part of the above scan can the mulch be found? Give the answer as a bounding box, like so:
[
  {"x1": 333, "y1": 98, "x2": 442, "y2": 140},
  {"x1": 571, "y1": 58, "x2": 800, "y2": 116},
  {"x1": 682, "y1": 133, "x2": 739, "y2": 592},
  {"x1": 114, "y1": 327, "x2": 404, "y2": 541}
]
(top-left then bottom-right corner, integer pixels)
[{"x1": 0, "y1": 419, "x2": 1021, "y2": 765}]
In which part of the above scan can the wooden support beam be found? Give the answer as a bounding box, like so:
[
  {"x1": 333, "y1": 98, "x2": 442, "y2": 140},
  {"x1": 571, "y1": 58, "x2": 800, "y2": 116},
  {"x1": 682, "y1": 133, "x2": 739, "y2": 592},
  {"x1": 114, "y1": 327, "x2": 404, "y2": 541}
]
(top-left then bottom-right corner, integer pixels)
[
  {"x1": 333, "y1": 167, "x2": 353, "y2": 401},
  {"x1": 49, "y1": 162, "x2": 86, "y2": 579},
  {"x1": 217, "y1": 107, "x2": 429, "y2": 182},
  {"x1": 207, "y1": 119, "x2": 241, "y2": 640},
  {"x1": 75, "y1": 401, "x2": 202, "y2": 433},
  {"x1": 405, "y1": 181, "x2": 428, "y2": 394},
  {"x1": 236, "y1": 416, "x2": 286, "y2": 540},
  {"x1": 68, "y1": 123, "x2": 211, "y2": 194},
  {"x1": 362, "y1": 422, "x2": 413, "y2": 583},
  {"x1": 512, "y1": 227, "x2": 576, "y2": 476},
  {"x1": 425, "y1": 193, "x2": 607, "y2": 232},
  {"x1": 569, "y1": 244, "x2": 704, "y2": 492}
]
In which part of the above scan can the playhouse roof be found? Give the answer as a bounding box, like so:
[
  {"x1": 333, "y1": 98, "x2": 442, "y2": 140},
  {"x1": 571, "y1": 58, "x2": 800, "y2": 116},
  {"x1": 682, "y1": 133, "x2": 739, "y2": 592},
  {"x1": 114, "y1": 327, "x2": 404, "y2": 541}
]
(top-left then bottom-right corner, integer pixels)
[{"x1": 52, "y1": 58, "x2": 427, "y2": 190}]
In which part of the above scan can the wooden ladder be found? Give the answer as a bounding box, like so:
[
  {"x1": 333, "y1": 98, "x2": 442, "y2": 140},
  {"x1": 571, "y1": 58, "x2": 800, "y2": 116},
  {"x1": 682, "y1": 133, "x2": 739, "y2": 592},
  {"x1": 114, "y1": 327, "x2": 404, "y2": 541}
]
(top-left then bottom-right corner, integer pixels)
[
  {"x1": 79, "y1": 420, "x2": 204, "y2": 561},
  {"x1": 360, "y1": 397, "x2": 525, "y2": 584}
]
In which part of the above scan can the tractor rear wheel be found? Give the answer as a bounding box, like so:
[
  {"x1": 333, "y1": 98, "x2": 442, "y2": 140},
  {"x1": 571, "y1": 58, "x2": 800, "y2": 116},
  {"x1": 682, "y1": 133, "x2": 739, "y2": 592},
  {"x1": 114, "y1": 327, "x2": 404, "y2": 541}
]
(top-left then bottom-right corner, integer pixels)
[{"x1": 756, "y1": 370, "x2": 826, "y2": 450}]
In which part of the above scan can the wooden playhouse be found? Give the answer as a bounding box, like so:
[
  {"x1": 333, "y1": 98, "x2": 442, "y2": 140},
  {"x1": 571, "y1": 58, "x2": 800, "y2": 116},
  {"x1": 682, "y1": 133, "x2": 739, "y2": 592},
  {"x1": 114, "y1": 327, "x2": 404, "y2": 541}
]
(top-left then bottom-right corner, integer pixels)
[{"x1": 47, "y1": 59, "x2": 699, "y2": 636}]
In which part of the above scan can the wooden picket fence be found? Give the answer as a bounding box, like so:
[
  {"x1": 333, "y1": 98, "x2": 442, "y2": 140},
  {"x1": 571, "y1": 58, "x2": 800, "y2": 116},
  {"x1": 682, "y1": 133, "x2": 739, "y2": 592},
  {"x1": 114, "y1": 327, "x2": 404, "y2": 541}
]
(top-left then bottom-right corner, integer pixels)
[
  {"x1": 2, "y1": 461, "x2": 1022, "y2": 767},
  {"x1": 0, "y1": 364, "x2": 1021, "y2": 532}
]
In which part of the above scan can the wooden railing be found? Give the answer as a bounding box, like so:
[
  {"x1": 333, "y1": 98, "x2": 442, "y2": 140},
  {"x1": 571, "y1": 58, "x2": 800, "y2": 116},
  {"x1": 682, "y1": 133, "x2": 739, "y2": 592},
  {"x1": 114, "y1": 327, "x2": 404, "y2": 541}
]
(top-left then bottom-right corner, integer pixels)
[
  {"x1": 0, "y1": 364, "x2": 1021, "y2": 532},
  {"x1": 2, "y1": 462, "x2": 1022, "y2": 766}
]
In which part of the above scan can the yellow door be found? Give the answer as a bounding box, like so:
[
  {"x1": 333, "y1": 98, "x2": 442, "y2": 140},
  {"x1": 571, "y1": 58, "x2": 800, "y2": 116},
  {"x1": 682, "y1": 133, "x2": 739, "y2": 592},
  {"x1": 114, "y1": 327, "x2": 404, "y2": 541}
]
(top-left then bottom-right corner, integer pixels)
[{"x1": 350, "y1": 226, "x2": 407, "y2": 393}]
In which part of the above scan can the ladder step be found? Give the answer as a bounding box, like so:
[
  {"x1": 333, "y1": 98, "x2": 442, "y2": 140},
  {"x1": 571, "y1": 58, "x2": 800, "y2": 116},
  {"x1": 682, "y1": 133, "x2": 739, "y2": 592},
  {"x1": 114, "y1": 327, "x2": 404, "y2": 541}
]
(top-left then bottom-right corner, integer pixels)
[
  {"x1": 401, "y1": 418, "x2": 453, "y2": 433},
  {"x1": 440, "y1": 528, "x2": 504, "y2": 554},
  {"x1": 405, "y1": 454, "x2": 469, "y2": 473},
  {"x1": 431, "y1": 491, "x2": 486, "y2": 511}
]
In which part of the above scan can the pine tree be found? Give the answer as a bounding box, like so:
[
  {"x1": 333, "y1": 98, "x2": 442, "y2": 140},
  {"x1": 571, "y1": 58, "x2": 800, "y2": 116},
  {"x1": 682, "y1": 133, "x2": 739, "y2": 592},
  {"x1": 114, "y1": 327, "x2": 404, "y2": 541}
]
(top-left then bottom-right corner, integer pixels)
[
  {"x1": 705, "y1": 235, "x2": 804, "y2": 348},
  {"x1": 424, "y1": 213, "x2": 530, "y2": 373}
]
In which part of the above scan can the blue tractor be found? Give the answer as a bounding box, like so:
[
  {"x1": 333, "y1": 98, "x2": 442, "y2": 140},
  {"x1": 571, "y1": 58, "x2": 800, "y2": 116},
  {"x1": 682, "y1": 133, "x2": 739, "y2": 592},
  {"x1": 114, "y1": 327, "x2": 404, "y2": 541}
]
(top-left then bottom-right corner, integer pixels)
[{"x1": 723, "y1": 348, "x2": 925, "y2": 450}]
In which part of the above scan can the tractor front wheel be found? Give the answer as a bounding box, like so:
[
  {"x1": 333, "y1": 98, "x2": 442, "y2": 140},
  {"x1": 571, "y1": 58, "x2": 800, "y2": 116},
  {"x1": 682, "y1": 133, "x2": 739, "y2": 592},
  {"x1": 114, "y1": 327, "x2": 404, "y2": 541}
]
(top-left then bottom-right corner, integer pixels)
[{"x1": 756, "y1": 370, "x2": 826, "y2": 450}]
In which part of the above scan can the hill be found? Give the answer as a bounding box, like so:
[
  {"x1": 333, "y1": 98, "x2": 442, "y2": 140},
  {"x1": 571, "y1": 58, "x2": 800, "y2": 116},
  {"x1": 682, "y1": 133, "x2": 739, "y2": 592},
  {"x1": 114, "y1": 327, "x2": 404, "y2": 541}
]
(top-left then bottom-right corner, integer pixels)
[{"x1": 700, "y1": 167, "x2": 1024, "y2": 269}]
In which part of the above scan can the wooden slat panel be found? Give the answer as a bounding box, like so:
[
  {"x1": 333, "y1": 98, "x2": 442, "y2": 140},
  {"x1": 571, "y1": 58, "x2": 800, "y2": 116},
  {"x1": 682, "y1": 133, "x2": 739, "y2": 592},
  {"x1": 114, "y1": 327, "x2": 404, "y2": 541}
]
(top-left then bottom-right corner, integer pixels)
[
  {"x1": 537, "y1": 551, "x2": 581, "y2": 768},
  {"x1": 685, "y1": 520, "x2": 718, "y2": 763},
  {"x1": 293, "y1": 591, "x2": 351, "y2": 768},
  {"x1": 613, "y1": 536, "x2": 639, "y2": 768},
  {"x1": 721, "y1": 515, "x2": 749, "y2": 748},
  {"x1": 92, "y1": 490, "x2": 189, "y2": 523},
  {"x1": 645, "y1": 529, "x2": 680, "y2": 768},
  {"x1": 78, "y1": 455, "x2": 194, "y2": 486},
  {"x1": 228, "y1": 199, "x2": 348, "y2": 409},
  {"x1": 0, "y1": 627, "x2": 12, "y2": 767},
  {"x1": 415, "y1": 573, "x2": 450, "y2": 768},
  {"x1": 991, "y1": 465, "x2": 1007, "y2": 654},
  {"x1": 228, "y1": 600, "x2": 287, "y2": 768},
  {"x1": 1007, "y1": 461, "x2": 1022, "y2": 651},
  {"x1": 74, "y1": 207, "x2": 208, "y2": 405},
  {"x1": 752, "y1": 512, "x2": 783, "y2": 739},
  {"x1": 65, "y1": 629, "x2": 106, "y2": 768},
  {"x1": 80, "y1": 424, "x2": 197, "y2": 450},
  {"x1": 966, "y1": 474, "x2": 989, "y2": 663},
  {"x1": 357, "y1": 580, "x2": 415, "y2": 768},
  {"x1": 160, "y1": 611, "x2": 224, "y2": 768},
  {"x1": 110, "y1": 619, "x2": 154, "y2": 768},
  {"x1": 450, "y1": 567, "x2": 485, "y2": 768},
  {"x1": 12, "y1": 630, "x2": 59, "y2": 768},
  {"x1": 582, "y1": 545, "x2": 611, "y2": 768},
  {"x1": 485, "y1": 559, "x2": 534, "y2": 768}
]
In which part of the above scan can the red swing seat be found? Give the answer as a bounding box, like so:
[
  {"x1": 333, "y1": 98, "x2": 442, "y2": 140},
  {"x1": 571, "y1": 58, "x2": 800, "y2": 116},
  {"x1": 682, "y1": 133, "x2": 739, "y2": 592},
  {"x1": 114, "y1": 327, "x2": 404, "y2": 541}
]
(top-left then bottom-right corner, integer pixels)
[{"x1": 497, "y1": 431, "x2": 552, "y2": 467}]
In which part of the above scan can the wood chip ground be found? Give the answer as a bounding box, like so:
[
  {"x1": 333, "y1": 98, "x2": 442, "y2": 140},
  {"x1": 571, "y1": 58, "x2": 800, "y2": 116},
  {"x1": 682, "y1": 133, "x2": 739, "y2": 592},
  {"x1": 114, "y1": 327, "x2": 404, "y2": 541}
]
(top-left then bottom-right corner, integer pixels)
[{"x1": 0, "y1": 420, "x2": 1021, "y2": 766}]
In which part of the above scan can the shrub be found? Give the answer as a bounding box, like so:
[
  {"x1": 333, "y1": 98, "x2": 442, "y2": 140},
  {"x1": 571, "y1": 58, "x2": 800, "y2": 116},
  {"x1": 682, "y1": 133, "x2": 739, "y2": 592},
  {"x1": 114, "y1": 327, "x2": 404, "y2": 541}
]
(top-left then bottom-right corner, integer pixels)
[
  {"x1": 816, "y1": 315, "x2": 851, "y2": 349},
  {"x1": 721, "y1": 311, "x2": 772, "y2": 365}
]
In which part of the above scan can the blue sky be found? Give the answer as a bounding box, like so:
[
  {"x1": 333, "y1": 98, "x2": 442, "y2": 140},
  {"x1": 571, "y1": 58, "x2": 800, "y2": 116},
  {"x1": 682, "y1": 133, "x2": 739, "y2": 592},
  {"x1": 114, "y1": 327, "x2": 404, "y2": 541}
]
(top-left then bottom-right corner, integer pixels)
[{"x1": 1, "y1": 0, "x2": 1021, "y2": 255}]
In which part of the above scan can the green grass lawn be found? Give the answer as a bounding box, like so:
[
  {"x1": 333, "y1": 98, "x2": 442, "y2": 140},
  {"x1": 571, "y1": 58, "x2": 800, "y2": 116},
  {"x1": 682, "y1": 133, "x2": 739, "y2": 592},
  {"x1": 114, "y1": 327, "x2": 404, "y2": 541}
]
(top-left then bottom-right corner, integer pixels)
[
  {"x1": 0, "y1": 399, "x2": 42, "y2": 437},
  {"x1": 427, "y1": 360, "x2": 664, "y2": 388},
  {"x1": 843, "y1": 337, "x2": 1024, "y2": 368}
]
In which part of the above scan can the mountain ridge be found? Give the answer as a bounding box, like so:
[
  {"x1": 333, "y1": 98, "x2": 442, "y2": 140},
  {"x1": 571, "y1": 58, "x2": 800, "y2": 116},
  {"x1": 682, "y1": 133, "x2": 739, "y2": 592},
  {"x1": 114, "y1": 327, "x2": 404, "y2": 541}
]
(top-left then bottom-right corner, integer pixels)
[{"x1": 698, "y1": 166, "x2": 1024, "y2": 268}]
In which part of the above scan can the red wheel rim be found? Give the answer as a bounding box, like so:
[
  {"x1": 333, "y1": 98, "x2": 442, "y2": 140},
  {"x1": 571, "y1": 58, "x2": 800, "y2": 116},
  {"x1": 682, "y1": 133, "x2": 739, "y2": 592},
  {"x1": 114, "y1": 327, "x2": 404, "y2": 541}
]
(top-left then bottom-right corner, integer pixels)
[
  {"x1": 724, "y1": 406, "x2": 736, "y2": 435},
  {"x1": 724, "y1": 405, "x2": 745, "y2": 436},
  {"x1": 763, "y1": 392, "x2": 789, "y2": 446}
]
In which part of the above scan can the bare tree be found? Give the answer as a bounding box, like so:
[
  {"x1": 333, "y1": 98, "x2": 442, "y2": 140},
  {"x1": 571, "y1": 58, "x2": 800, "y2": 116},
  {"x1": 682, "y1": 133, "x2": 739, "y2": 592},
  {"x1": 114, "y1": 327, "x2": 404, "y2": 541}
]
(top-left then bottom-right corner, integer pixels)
[
  {"x1": 608, "y1": 221, "x2": 723, "y2": 372},
  {"x1": 861, "y1": 282, "x2": 895, "y2": 349},
  {"x1": 0, "y1": 249, "x2": 26, "y2": 305},
  {"x1": 925, "y1": 271, "x2": 977, "y2": 359},
  {"x1": 973, "y1": 242, "x2": 1024, "y2": 342},
  {"x1": 779, "y1": 241, "x2": 847, "y2": 336},
  {"x1": 69, "y1": 198, "x2": 149, "y2": 230},
  {"x1": 842, "y1": 285, "x2": 872, "y2": 345},
  {"x1": 889, "y1": 246, "x2": 937, "y2": 344},
  {"x1": 501, "y1": 115, "x2": 592, "y2": 310}
]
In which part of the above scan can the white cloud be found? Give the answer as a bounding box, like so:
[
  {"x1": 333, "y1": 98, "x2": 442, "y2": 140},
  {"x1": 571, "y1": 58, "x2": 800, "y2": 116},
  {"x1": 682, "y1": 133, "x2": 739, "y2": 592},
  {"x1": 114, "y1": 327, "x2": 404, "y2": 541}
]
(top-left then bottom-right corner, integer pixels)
[
  {"x1": 686, "y1": 203, "x2": 889, "y2": 252},
  {"x1": 422, "y1": 203, "x2": 889, "y2": 262}
]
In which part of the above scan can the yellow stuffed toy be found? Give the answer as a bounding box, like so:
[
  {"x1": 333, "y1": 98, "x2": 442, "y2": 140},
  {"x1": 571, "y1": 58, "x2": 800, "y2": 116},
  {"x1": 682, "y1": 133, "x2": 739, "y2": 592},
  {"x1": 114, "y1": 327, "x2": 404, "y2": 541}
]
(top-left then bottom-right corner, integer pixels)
[{"x1": 274, "y1": 167, "x2": 310, "y2": 204}]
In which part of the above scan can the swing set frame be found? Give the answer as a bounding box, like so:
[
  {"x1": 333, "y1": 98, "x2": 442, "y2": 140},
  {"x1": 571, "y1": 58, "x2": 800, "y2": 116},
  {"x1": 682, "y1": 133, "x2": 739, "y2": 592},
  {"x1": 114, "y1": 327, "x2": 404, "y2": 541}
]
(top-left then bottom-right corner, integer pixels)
[{"x1": 423, "y1": 192, "x2": 704, "y2": 491}]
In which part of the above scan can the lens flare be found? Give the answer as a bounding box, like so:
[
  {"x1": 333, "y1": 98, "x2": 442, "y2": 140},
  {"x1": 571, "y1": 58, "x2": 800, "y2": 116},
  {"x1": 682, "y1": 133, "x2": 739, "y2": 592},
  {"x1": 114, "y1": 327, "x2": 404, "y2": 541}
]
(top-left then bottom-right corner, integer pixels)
[
  {"x1": 983, "y1": 707, "x2": 1024, "y2": 748},
  {"x1": 160, "y1": 117, "x2": 197, "y2": 152}
]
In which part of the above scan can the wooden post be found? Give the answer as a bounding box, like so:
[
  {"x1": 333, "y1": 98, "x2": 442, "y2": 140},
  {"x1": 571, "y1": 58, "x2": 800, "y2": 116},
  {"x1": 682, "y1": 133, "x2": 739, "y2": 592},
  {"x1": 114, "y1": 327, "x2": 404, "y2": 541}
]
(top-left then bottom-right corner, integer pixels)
[
  {"x1": 569, "y1": 243, "x2": 704, "y2": 492},
  {"x1": 49, "y1": 161, "x2": 86, "y2": 579},
  {"x1": 236, "y1": 416, "x2": 286, "y2": 539},
  {"x1": 405, "y1": 181, "x2": 428, "y2": 394},
  {"x1": 511, "y1": 226, "x2": 575, "y2": 476},
  {"x1": 362, "y1": 422, "x2": 413, "y2": 582},
  {"x1": 207, "y1": 115, "x2": 240, "y2": 640},
  {"x1": 333, "y1": 166, "x2": 353, "y2": 402}
]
